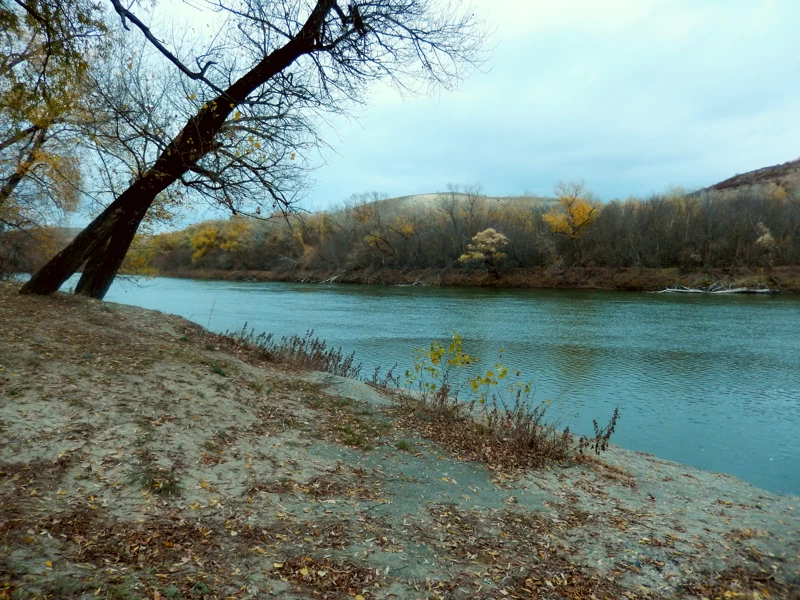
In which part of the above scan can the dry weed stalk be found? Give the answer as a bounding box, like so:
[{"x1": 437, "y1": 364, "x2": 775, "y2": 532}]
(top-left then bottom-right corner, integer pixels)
[{"x1": 224, "y1": 325, "x2": 362, "y2": 378}]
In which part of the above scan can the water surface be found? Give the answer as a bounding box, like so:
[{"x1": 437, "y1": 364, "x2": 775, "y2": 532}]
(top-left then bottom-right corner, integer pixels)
[{"x1": 97, "y1": 277, "x2": 800, "y2": 496}]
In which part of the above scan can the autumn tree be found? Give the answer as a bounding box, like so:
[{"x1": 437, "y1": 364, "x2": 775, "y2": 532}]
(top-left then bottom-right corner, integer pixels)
[
  {"x1": 0, "y1": 1, "x2": 111, "y2": 277},
  {"x1": 21, "y1": 0, "x2": 487, "y2": 299},
  {"x1": 0, "y1": 1, "x2": 107, "y2": 238},
  {"x1": 458, "y1": 227, "x2": 509, "y2": 277},
  {"x1": 542, "y1": 180, "x2": 600, "y2": 264}
]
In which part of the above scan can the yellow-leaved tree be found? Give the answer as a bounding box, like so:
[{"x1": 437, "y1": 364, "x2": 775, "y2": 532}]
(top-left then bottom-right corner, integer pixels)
[
  {"x1": 458, "y1": 228, "x2": 509, "y2": 277},
  {"x1": 0, "y1": 1, "x2": 107, "y2": 276},
  {"x1": 542, "y1": 181, "x2": 600, "y2": 263},
  {"x1": 188, "y1": 219, "x2": 253, "y2": 265}
]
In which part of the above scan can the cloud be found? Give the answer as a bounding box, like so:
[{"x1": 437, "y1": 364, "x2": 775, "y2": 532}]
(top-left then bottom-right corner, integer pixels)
[{"x1": 297, "y1": 1, "x2": 800, "y2": 209}]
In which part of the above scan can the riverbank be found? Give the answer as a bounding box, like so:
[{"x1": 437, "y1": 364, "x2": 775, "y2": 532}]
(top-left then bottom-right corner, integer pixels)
[
  {"x1": 1, "y1": 282, "x2": 799, "y2": 599},
  {"x1": 159, "y1": 265, "x2": 799, "y2": 293}
]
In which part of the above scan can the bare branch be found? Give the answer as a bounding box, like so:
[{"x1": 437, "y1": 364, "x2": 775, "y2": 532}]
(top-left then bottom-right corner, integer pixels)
[{"x1": 108, "y1": 0, "x2": 223, "y2": 93}]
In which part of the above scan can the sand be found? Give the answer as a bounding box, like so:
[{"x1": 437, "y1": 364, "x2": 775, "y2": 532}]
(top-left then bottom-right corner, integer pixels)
[{"x1": 1, "y1": 282, "x2": 798, "y2": 599}]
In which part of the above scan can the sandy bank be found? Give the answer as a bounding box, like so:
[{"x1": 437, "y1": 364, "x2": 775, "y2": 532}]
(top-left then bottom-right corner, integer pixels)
[{"x1": 1, "y1": 282, "x2": 798, "y2": 599}]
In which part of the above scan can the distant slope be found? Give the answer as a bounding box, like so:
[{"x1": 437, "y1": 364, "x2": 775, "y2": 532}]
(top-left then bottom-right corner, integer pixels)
[
  {"x1": 363, "y1": 192, "x2": 557, "y2": 215},
  {"x1": 707, "y1": 158, "x2": 800, "y2": 194}
]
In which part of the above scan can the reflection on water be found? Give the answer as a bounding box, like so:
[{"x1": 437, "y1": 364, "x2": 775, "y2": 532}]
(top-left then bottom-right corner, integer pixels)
[{"x1": 95, "y1": 276, "x2": 800, "y2": 496}]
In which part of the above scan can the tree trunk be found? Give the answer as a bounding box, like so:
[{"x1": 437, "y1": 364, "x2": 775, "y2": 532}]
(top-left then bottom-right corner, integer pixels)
[
  {"x1": 75, "y1": 202, "x2": 150, "y2": 299},
  {"x1": 19, "y1": 182, "x2": 152, "y2": 295},
  {"x1": 20, "y1": 1, "x2": 333, "y2": 298}
]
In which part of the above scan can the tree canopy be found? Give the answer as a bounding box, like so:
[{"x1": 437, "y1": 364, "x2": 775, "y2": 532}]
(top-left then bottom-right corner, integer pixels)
[
  {"x1": 16, "y1": 0, "x2": 487, "y2": 298},
  {"x1": 0, "y1": 0, "x2": 107, "y2": 229}
]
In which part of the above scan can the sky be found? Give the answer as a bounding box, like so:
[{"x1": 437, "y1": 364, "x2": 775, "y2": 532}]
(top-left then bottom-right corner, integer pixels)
[{"x1": 297, "y1": 0, "x2": 800, "y2": 209}]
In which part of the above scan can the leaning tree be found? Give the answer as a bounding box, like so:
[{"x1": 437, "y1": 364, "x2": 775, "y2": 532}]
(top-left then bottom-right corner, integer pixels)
[{"x1": 20, "y1": 0, "x2": 486, "y2": 299}]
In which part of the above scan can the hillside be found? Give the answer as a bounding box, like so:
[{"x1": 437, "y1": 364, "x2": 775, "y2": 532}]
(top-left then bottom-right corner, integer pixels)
[
  {"x1": 2, "y1": 282, "x2": 800, "y2": 599},
  {"x1": 707, "y1": 158, "x2": 800, "y2": 195},
  {"x1": 365, "y1": 192, "x2": 558, "y2": 215}
]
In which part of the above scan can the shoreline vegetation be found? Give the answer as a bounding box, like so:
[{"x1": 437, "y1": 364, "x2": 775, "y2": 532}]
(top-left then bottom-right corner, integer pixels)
[
  {"x1": 2, "y1": 281, "x2": 799, "y2": 599},
  {"x1": 157, "y1": 265, "x2": 799, "y2": 294},
  {"x1": 5, "y1": 186, "x2": 799, "y2": 296},
  {"x1": 114, "y1": 185, "x2": 799, "y2": 297}
]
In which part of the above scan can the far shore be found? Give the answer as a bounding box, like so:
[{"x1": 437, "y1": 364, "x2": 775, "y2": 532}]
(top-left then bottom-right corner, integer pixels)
[{"x1": 155, "y1": 264, "x2": 799, "y2": 294}]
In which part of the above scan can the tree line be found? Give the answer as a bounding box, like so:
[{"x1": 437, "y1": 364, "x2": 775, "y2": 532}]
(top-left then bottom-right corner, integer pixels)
[{"x1": 136, "y1": 182, "x2": 800, "y2": 276}]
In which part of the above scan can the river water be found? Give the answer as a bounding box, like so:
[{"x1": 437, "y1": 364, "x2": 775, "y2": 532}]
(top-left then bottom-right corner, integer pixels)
[{"x1": 95, "y1": 276, "x2": 799, "y2": 496}]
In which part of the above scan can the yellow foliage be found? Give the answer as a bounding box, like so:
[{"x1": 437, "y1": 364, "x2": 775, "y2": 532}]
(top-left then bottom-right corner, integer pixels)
[
  {"x1": 190, "y1": 226, "x2": 219, "y2": 261},
  {"x1": 389, "y1": 215, "x2": 415, "y2": 237},
  {"x1": 304, "y1": 212, "x2": 336, "y2": 237},
  {"x1": 405, "y1": 333, "x2": 475, "y2": 394},
  {"x1": 149, "y1": 231, "x2": 182, "y2": 254},
  {"x1": 219, "y1": 220, "x2": 249, "y2": 252},
  {"x1": 0, "y1": 2, "x2": 104, "y2": 228},
  {"x1": 364, "y1": 231, "x2": 395, "y2": 255},
  {"x1": 405, "y1": 333, "x2": 533, "y2": 407},
  {"x1": 0, "y1": 226, "x2": 61, "y2": 274},
  {"x1": 770, "y1": 184, "x2": 788, "y2": 201},
  {"x1": 506, "y1": 203, "x2": 536, "y2": 232},
  {"x1": 187, "y1": 219, "x2": 253, "y2": 262},
  {"x1": 673, "y1": 195, "x2": 698, "y2": 218},
  {"x1": 542, "y1": 181, "x2": 600, "y2": 240},
  {"x1": 121, "y1": 233, "x2": 158, "y2": 276}
]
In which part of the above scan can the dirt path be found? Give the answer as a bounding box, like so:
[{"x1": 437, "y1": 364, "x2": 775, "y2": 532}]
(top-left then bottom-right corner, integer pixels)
[{"x1": 1, "y1": 282, "x2": 798, "y2": 599}]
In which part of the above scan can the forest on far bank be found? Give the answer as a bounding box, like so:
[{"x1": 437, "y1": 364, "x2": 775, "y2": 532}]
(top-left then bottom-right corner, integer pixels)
[
  {"x1": 3, "y1": 181, "x2": 799, "y2": 284},
  {"x1": 134, "y1": 181, "x2": 799, "y2": 278}
]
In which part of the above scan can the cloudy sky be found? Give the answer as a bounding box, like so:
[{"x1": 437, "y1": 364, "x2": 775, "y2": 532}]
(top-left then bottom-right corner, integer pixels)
[{"x1": 299, "y1": 0, "x2": 800, "y2": 209}]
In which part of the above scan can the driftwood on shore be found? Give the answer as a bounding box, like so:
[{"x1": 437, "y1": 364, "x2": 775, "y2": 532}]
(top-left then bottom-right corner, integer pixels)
[{"x1": 654, "y1": 283, "x2": 780, "y2": 295}]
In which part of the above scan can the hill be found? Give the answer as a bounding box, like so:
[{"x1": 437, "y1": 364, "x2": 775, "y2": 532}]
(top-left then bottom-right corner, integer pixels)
[
  {"x1": 706, "y1": 158, "x2": 800, "y2": 196},
  {"x1": 365, "y1": 192, "x2": 558, "y2": 216}
]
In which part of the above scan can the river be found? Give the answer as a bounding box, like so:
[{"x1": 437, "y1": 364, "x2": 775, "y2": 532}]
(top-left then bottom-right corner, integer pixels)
[{"x1": 93, "y1": 276, "x2": 799, "y2": 496}]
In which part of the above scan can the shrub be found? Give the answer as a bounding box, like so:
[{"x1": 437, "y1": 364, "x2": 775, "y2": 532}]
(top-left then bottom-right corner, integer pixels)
[
  {"x1": 224, "y1": 325, "x2": 362, "y2": 379},
  {"x1": 209, "y1": 361, "x2": 227, "y2": 377},
  {"x1": 401, "y1": 332, "x2": 619, "y2": 468},
  {"x1": 458, "y1": 228, "x2": 509, "y2": 276}
]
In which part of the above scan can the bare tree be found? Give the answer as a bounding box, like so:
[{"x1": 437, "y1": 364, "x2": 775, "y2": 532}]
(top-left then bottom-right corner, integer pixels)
[{"x1": 21, "y1": 0, "x2": 486, "y2": 298}]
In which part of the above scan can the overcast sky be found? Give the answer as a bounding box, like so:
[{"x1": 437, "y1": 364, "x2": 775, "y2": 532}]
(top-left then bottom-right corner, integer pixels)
[{"x1": 297, "y1": 0, "x2": 800, "y2": 209}]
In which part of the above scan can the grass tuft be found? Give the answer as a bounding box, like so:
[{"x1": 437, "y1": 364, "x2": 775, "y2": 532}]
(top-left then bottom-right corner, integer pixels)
[{"x1": 209, "y1": 361, "x2": 227, "y2": 377}]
